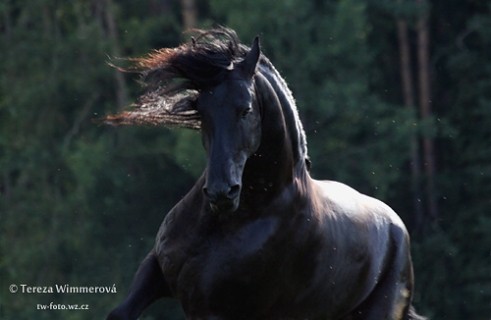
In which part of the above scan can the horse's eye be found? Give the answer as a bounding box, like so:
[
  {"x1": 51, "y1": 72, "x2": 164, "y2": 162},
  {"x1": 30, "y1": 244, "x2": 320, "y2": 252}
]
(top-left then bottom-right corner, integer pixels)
[{"x1": 242, "y1": 107, "x2": 253, "y2": 118}]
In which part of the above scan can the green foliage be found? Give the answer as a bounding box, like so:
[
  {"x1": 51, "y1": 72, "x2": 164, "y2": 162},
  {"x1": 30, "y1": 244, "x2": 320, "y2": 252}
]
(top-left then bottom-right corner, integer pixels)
[{"x1": 0, "y1": 1, "x2": 188, "y2": 319}]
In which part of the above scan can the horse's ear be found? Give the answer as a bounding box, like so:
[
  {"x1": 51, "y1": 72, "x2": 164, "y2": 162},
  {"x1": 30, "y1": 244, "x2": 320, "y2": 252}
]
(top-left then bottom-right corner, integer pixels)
[{"x1": 238, "y1": 36, "x2": 260, "y2": 79}]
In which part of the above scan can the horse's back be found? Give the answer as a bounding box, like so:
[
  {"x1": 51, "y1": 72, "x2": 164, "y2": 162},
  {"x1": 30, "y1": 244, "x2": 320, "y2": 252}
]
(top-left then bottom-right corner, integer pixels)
[{"x1": 312, "y1": 180, "x2": 405, "y2": 230}]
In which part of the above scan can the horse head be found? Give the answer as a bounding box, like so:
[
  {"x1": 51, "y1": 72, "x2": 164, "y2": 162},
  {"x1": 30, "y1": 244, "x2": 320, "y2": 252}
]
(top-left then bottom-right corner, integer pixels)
[
  {"x1": 198, "y1": 37, "x2": 261, "y2": 213},
  {"x1": 102, "y1": 28, "x2": 305, "y2": 213}
]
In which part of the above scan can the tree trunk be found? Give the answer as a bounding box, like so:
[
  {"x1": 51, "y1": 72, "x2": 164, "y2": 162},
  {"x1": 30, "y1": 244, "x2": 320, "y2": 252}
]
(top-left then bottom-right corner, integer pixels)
[
  {"x1": 2, "y1": 172, "x2": 11, "y2": 201},
  {"x1": 181, "y1": 0, "x2": 198, "y2": 29},
  {"x1": 417, "y1": 0, "x2": 438, "y2": 222},
  {"x1": 3, "y1": 2, "x2": 12, "y2": 38},
  {"x1": 396, "y1": 10, "x2": 425, "y2": 230},
  {"x1": 104, "y1": 0, "x2": 128, "y2": 110}
]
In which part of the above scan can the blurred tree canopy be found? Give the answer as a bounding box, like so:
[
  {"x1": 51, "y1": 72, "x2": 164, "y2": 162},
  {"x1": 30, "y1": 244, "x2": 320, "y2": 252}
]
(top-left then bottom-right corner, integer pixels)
[{"x1": 1, "y1": 0, "x2": 490, "y2": 319}]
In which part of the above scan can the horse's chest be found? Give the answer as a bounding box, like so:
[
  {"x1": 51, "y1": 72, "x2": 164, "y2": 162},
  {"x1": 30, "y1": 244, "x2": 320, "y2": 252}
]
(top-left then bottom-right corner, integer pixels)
[
  {"x1": 163, "y1": 218, "x2": 277, "y2": 282},
  {"x1": 159, "y1": 215, "x2": 306, "y2": 315}
]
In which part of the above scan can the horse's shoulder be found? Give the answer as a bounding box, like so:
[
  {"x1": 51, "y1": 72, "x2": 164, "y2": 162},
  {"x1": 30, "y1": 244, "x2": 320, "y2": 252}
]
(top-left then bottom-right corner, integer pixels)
[{"x1": 156, "y1": 181, "x2": 206, "y2": 243}]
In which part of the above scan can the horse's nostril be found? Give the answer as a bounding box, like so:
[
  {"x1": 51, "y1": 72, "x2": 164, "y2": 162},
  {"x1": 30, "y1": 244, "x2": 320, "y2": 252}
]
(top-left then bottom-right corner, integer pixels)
[
  {"x1": 203, "y1": 185, "x2": 240, "y2": 203},
  {"x1": 228, "y1": 185, "x2": 241, "y2": 199}
]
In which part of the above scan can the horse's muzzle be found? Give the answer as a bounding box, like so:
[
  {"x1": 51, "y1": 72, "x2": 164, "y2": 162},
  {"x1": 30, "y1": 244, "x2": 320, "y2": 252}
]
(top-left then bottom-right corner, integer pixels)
[{"x1": 203, "y1": 185, "x2": 241, "y2": 213}]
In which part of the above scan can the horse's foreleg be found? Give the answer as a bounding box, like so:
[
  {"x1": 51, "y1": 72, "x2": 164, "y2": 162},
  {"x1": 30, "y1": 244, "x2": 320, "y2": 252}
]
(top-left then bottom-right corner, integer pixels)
[{"x1": 106, "y1": 251, "x2": 170, "y2": 320}]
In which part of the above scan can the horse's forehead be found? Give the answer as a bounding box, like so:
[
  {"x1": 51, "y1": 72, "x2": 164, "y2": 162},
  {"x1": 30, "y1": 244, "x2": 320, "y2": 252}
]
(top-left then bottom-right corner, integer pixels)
[{"x1": 203, "y1": 78, "x2": 252, "y2": 106}]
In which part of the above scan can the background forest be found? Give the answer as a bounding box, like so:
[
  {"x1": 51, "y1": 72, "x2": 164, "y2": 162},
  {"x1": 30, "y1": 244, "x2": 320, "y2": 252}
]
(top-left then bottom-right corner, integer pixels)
[{"x1": 1, "y1": 0, "x2": 490, "y2": 319}]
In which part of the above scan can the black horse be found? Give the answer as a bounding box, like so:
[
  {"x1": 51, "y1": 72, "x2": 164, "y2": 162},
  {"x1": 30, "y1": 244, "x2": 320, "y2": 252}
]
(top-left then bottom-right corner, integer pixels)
[{"x1": 105, "y1": 28, "x2": 426, "y2": 320}]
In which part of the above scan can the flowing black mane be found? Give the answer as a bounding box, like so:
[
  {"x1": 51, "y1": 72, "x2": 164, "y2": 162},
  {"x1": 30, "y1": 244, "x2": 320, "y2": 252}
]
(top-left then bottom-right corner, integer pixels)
[
  {"x1": 106, "y1": 28, "x2": 252, "y2": 129},
  {"x1": 106, "y1": 27, "x2": 308, "y2": 165}
]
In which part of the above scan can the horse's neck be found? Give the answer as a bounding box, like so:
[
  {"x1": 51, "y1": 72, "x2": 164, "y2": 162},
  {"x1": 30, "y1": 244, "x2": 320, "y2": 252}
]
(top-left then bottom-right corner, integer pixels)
[
  {"x1": 240, "y1": 70, "x2": 306, "y2": 207},
  {"x1": 257, "y1": 63, "x2": 308, "y2": 172}
]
